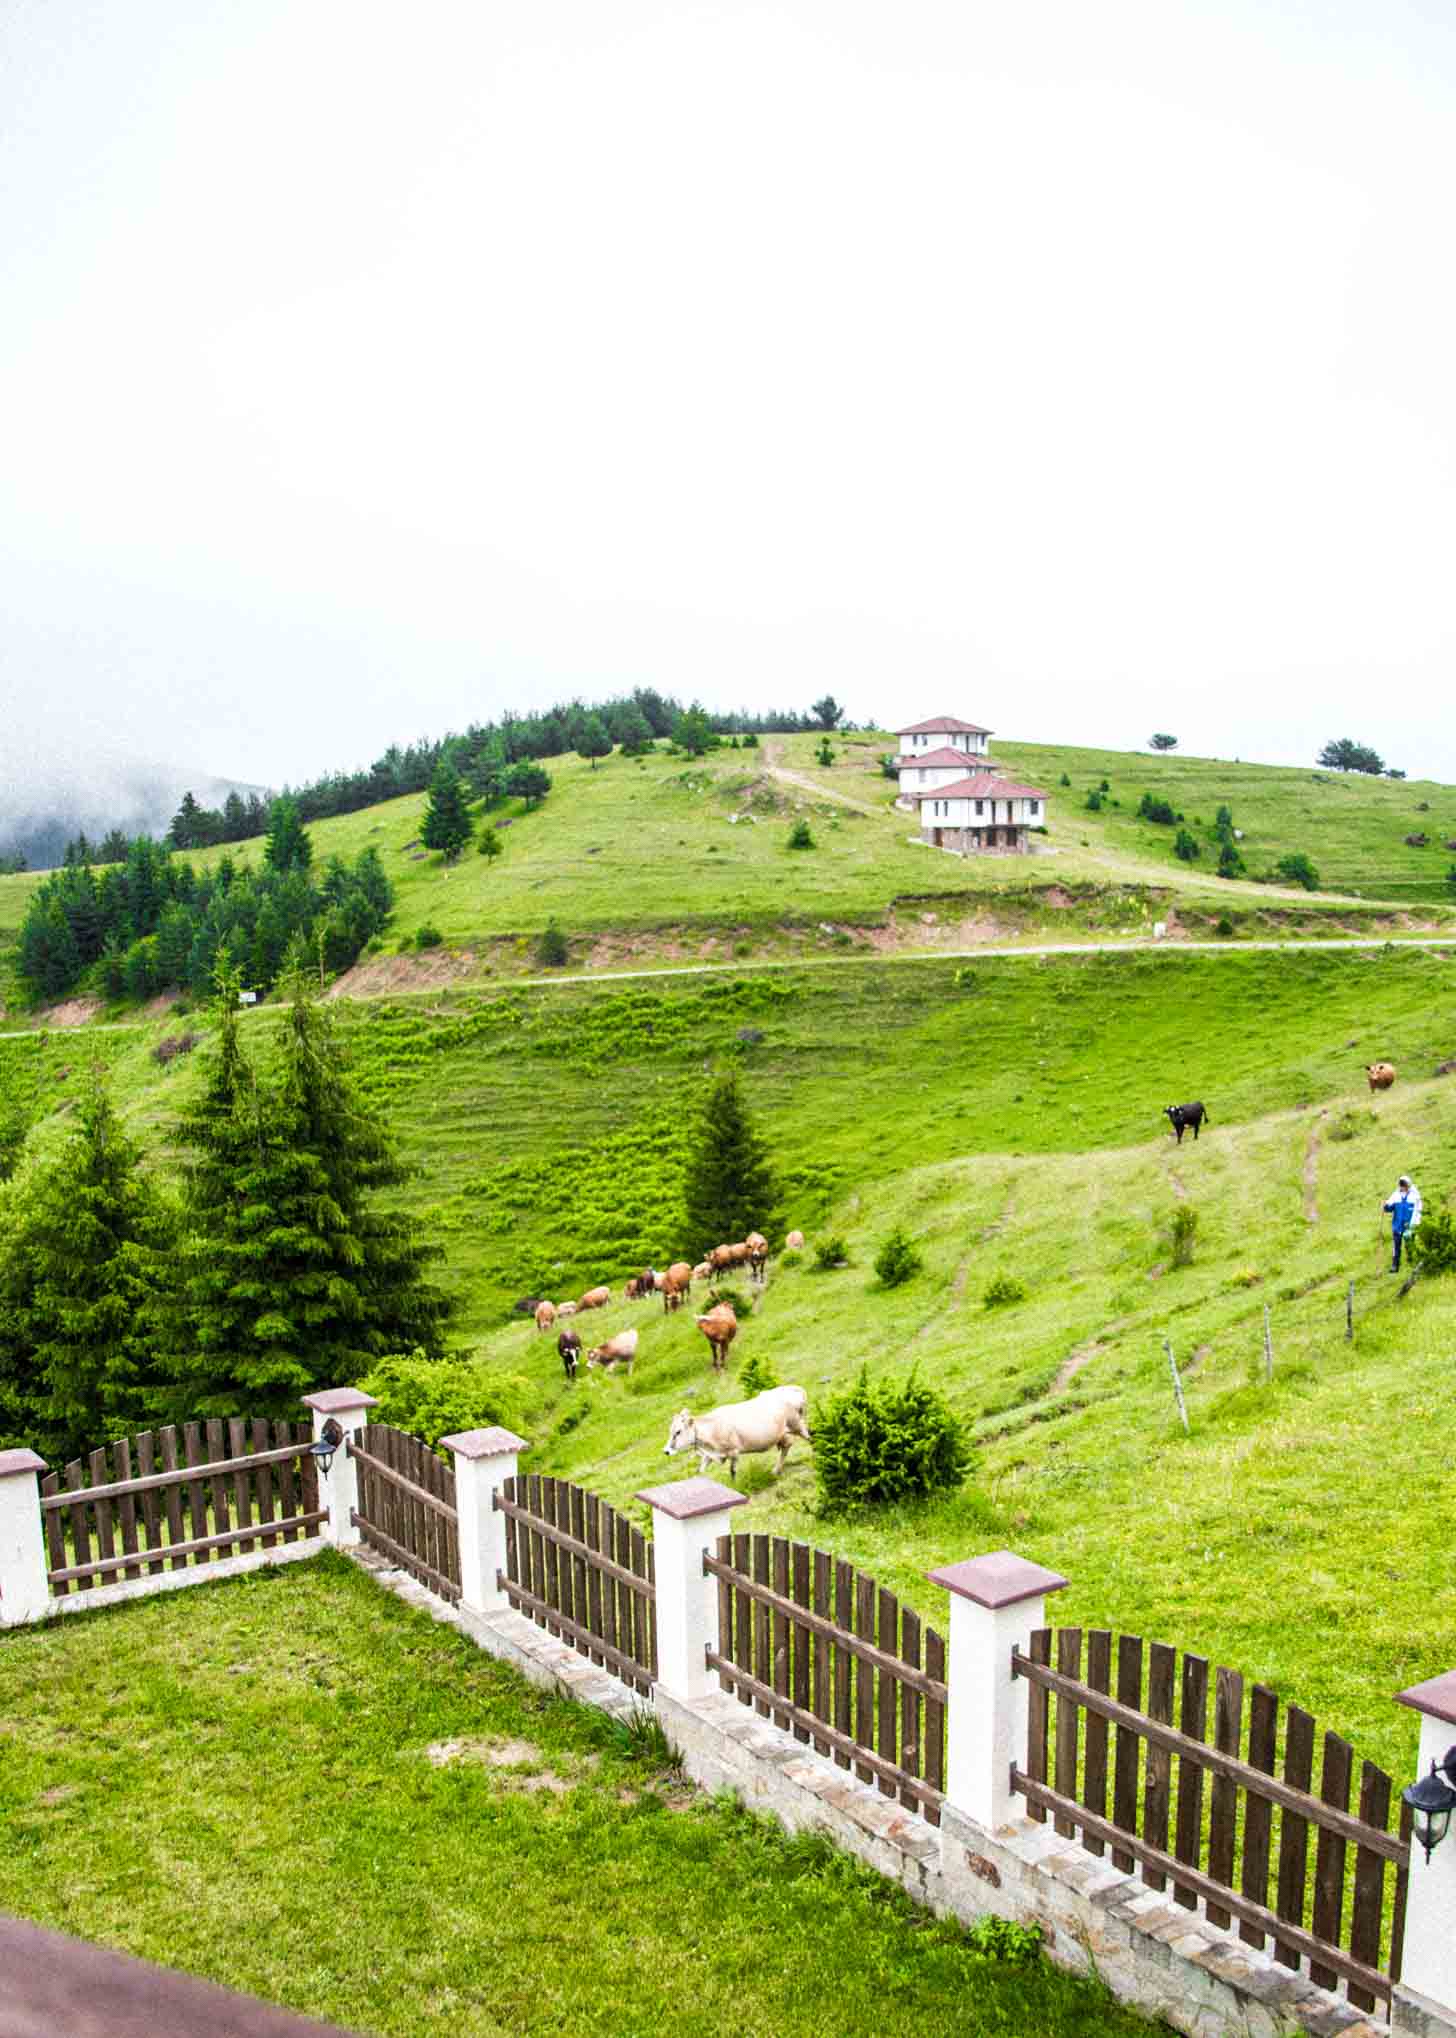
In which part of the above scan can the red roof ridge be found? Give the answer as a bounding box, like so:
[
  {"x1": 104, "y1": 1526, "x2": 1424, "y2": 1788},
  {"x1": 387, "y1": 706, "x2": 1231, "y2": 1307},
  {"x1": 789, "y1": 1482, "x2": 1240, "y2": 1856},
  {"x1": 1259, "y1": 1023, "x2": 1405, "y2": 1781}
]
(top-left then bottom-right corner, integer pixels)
[
  {"x1": 895, "y1": 715, "x2": 993, "y2": 737},
  {"x1": 913, "y1": 774, "x2": 1047, "y2": 800}
]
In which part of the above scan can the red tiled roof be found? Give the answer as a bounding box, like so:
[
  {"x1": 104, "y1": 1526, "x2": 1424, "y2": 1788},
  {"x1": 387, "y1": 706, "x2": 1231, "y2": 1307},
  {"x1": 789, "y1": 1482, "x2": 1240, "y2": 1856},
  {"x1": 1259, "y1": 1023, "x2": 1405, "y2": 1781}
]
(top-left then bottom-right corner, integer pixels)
[
  {"x1": 912, "y1": 774, "x2": 1047, "y2": 801},
  {"x1": 895, "y1": 716, "x2": 993, "y2": 737},
  {"x1": 891, "y1": 746, "x2": 982, "y2": 770}
]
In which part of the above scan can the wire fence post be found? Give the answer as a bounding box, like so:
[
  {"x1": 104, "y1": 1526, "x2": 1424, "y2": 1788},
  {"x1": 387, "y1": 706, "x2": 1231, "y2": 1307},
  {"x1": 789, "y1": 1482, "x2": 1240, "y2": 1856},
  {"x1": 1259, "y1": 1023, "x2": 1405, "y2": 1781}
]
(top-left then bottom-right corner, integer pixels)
[{"x1": 1163, "y1": 1340, "x2": 1189, "y2": 1434}]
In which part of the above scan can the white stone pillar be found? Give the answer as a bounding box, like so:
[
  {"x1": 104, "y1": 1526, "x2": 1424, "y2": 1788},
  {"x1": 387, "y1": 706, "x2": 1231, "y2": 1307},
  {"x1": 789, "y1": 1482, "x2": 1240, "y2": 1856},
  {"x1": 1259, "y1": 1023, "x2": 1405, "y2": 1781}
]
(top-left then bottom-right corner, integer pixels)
[
  {"x1": 928, "y1": 1550, "x2": 1069, "y2": 1832},
  {"x1": 0, "y1": 1447, "x2": 50, "y2": 1627},
  {"x1": 300, "y1": 1388, "x2": 378, "y2": 1550},
  {"x1": 1394, "y1": 1674, "x2": 1456, "y2": 2033},
  {"x1": 439, "y1": 1427, "x2": 527, "y2": 1616},
  {"x1": 636, "y1": 1475, "x2": 748, "y2": 1703}
]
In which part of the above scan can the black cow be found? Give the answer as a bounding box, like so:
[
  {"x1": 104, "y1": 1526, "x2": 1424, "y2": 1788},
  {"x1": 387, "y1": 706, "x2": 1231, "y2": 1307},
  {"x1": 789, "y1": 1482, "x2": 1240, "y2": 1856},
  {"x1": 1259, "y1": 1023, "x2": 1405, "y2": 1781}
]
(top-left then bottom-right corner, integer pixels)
[
  {"x1": 1164, "y1": 1101, "x2": 1209, "y2": 1144},
  {"x1": 558, "y1": 1328, "x2": 582, "y2": 1382}
]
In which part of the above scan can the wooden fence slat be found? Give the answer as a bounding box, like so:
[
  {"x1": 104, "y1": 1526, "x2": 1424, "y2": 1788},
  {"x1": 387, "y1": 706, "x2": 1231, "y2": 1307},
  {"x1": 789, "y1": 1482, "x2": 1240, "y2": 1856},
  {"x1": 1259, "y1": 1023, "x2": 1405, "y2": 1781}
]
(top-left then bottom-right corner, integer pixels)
[
  {"x1": 600, "y1": 1502, "x2": 621, "y2": 1669},
  {"x1": 773, "y1": 1539, "x2": 792, "y2": 1729},
  {"x1": 535, "y1": 1474, "x2": 552, "y2": 1635},
  {"x1": 160, "y1": 1427, "x2": 186, "y2": 1561},
  {"x1": 1082, "y1": 1629, "x2": 1112, "y2": 1858},
  {"x1": 900, "y1": 1606, "x2": 922, "y2": 1809},
  {"x1": 1240, "y1": 1685, "x2": 1279, "y2": 1949},
  {"x1": 791, "y1": 1543, "x2": 812, "y2": 1744},
  {"x1": 570, "y1": 1482, "x2": 589, "y2": 1656},
  {"x1": 1309, "y1": 1732, "x2": 1353, "y2": 1992},
  {"x1": 585, "y1": 1493, "x2": 605, "y2": 1664},
  {"x1": 735, "y1": 1532, "x2": 754, "y2": 1712},
  {"x1": 925, "y1": 1626, "x2": 945, "y2": 1823},
  {"x1": 876, "y1": 1584, "x2": 898, "y2": 1799},
  {"x1": 811, "y1": 1550, "x2": 831, "y2": 1756},
  {"x1": 1142, "y1": 1642, "x2": 1176, "y2": 1891},
  {"x1": 1391, "y1": 1797, "x2": 1413, "y2": 1986},
  {"x1": 182, "y1": 1424, "x2": 209, "y2": 1562},
  {"x1": 272, "y1": 1421, "x2": 296, "y2": 1545},
  {"x1": 296, "y1": 1422, "x2": 320, "y2": 1527},
  {"x1": 227, "y1": 1418, "x2": 251, "y2": 1559},
  {"x1": 833, "y1": 1559, "x2": 853, "y2": 1764},
  {"x1": 1274, "y1": 1703, "x2": 1315, "y2": 1967},
  {"x1": 753, "y1": 1535, "x2": 772, "y2": 1719},
  {"x1": 65, "y1": 1461, "x2": 93, "y2": 1589},
  {"x1": 114, "y1": 1438, "x2": 142, "y2": 1582},
  {"x1": 1348, "y1": 1763, "x2": 1391, "y2": 2013},
  {"x1": 205, "y1": 1419, "x2": 232, "y2": 1559},
  {"x1": 135, "y1": 1432, "x2": 164, "y2": 1576},
  {"x1": 1025, "y1": 1627, "x2": 1051, "y2": 1825},
  {"x1": 88, "y1": 1449, "x2": 117, "y2": 1581},
  {"x1": 40, "y1": 1474, "x2": 67, "y2": 1594},
  {"x1": 854, "y1": 1572, "x2": 876, "y2": 1782},
  {"x1": 1206, "y1": 1667, "x2": 1244, "y2": 1930},
  {"x1": 1112, "y1": 1634, "x2": 1143, "y2": 1871},
  {"x1": 1173, "y1": 1652, "x2": 1209, "y2": 1909},
  {"x1": 1054, "y1": 1627, "x2": 1083, "y2": 1840}
]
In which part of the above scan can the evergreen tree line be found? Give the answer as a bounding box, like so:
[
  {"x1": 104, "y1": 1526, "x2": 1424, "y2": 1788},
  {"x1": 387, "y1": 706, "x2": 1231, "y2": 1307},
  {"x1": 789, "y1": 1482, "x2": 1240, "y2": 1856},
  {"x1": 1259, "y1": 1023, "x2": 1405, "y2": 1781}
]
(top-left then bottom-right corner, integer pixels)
[
  {"x1": 16, "y1": 800, "x2": 393, "y2": 1005},
  {"x1": 0, "y1": 968, "x2": 450, "y2": 1466}
]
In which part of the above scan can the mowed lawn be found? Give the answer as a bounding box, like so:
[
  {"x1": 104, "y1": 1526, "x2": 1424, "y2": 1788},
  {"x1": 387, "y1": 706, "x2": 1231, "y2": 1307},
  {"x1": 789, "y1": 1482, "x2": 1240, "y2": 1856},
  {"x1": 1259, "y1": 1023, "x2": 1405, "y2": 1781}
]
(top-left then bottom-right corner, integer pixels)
[{"x1": 0, "y1": 1556, "x2": 1149, "y2": 2038}]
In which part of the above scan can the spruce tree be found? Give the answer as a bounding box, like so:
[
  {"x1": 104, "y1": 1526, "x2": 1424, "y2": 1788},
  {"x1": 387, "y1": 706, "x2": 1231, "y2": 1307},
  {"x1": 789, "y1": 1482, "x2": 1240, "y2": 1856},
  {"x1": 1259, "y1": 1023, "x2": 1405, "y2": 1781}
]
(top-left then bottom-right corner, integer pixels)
[
  {"x1": 419, "y1": 762, "x2": 474, "y2": 860},
  {"x1": 682, "y1": 1069, "x2": 778, "y2": 1253},
  {"x1": 0, "y1": 1073, "x2": 175, "y2": 1461},
  {"x1": 577, "y1": 714, "x2": 612, "y2": 768},
  {"x1": 169, "y1": 964, "x2": 450, "y2": 1420},
  {"x1": 263, "y1": 795, "x2": 313, "y2": 875}
]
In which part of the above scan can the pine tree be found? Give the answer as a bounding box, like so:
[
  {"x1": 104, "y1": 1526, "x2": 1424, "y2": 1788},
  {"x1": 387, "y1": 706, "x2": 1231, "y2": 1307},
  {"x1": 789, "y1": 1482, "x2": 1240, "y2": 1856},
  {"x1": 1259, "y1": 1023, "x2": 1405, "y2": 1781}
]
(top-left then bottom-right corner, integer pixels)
[
  {"x1": 683, "y1": 1069, "x2": 778, "y2": 1254},
  {"x1": 263, "y1": 795, "x2": 313, "y2": 875},
  {"x1": 577, "y1": 714, "x2": 612, "y2": 768},
  {"x1": 419, "y1": 762, "x2": 474, "y2": 860},
  {"x1": 169, "y1": 965, "x2": 450, "y2": 1420},
  {"x1": 0, "y1": 1073, "x2": 176, "y2": 1461},
  {"x1": 169, "y1": 793, "x2": 205, "y2": 848},
  {"x1": 615, "y1": 708, "x2": 654, "y2": 756}
]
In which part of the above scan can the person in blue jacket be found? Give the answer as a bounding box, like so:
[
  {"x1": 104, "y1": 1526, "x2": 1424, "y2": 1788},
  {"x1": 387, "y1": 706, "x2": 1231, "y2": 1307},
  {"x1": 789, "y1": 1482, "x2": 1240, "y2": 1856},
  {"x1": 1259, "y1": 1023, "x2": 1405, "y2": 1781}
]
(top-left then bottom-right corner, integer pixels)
[{"x1": 1382, "y1": 1175, "x2": 1422, "y2": 1272}]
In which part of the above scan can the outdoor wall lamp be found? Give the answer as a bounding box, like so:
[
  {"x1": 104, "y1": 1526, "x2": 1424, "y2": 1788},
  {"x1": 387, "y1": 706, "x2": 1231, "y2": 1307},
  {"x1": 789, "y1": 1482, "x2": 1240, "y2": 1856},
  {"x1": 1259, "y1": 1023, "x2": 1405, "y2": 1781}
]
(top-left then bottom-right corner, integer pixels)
[
  {"x1": 308, "y1": 1418, "x2": 345, "y2": 1478},
  {"x1": 1402, "y1": 1745, "x2": 1456, "y2": 1862}
]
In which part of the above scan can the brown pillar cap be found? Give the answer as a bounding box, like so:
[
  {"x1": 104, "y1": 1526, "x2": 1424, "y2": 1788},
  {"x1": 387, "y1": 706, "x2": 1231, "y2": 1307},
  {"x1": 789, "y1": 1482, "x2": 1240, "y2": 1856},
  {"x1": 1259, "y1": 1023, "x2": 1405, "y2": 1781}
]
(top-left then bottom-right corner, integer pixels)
[
  {"x1": 927, "y1": 1551, "x2": 1069, "y2": 1609},
  {"x1": 438, "y1": 1427, "x2": 528, "y2": 1460},
  {"x1": 300, "y1": 1388, "x2": 379, "y2": 1415},
  {"x1": 0, "y1": 1447, "x2": 46, "y2": 1477},
  {"x1": 635, "y1": 1476, "x2": 748, "y2": 1519},
  {"x1": 1397, "y1": 1671, "x2": 1456, "y2": 1728}
]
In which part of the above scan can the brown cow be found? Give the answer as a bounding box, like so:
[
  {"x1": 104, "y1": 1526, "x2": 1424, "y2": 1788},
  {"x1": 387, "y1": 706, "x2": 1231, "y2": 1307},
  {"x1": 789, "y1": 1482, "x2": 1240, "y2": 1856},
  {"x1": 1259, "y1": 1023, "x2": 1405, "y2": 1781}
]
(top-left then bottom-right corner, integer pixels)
[
  {"x1": 578, "y1": 1285, "x2": 612, "y2": 1311},
  {"x1": 586, "y1": 1328, "x2": 638, "y2": 1374},
  {"x1": 534, "y1": 1300, "x2": 557, "y2": 1333},
  {"x1": 785, "y1": 1230, "x2": 805, "y2": 1250},
  {"x1": 745, "y1": 1232, "x2": 768, "y2": 1284},
  {"x1": 692, "y1": 1260, "x2": 711, "y2": 1283},
  {"x1": 1366, "y1": 1062, "x2": 1396, "y2": 1092},
  {"x1": 556, "y1": 1300, "x2": 577, "y2": 1318},
  {"x1": 662, "y1": 1260, "x2": 694, "y2": 1312},
  {"x1": 695, "y1": 1303, "x2": 738, "y2": 1372}
]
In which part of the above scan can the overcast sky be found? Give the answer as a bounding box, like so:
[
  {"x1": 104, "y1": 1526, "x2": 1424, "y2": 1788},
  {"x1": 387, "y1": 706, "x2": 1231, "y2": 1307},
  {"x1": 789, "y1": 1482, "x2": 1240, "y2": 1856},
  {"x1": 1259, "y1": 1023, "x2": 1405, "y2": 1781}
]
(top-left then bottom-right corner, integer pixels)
[{"x1": 2, "y1": 0, "x2": 1452, "y2": 796}]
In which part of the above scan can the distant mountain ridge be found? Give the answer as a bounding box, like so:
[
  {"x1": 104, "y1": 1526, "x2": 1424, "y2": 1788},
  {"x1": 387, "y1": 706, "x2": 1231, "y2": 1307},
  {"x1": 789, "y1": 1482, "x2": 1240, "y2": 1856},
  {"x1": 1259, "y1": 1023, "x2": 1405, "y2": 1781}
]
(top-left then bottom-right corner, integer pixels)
[{"x1": 0, "y1": 757, "x2": 269, "y2": 871}]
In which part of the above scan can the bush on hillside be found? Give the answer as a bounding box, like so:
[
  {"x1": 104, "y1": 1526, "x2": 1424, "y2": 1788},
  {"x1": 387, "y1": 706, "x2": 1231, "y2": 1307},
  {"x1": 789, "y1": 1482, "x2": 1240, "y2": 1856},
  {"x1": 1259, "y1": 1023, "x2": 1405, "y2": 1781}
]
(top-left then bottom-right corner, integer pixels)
[
  {"x1": 813, "y1": 1369, "x2": 973, "y2": 1512},
  {"x1": 1327, "y1": 1109, "x2": 1377, "y2": 1142},
  {"x1": 362, "y1": 1350, "x2": 531, "y2": 1448},
  {"x1": 706, "y1": 1283, "x2": 750, "y2": 1314},
  {"x1": 983, "y1": 1274, "x2": 1027, "y2": 1309},
  {"x1": 536, "y1": 922, "x2": 569, "y2": 967},
  {"x1": 1084, "y1": 790, "x2": 1103, "y2": 812},
  {"x1": 415, "y1": 923, "x2": 443, "y2": 950},
  {"x1": 1059, "y1": 772, "x2": 1071, "y2": 787},
  {"x1": 1408, "y1": 1208, "x2": 1456, "y2": 1278},
  {"x1": 738, "y1": 1351, "x2": 779, "y2": 1396},
  {"x1": 873, "y1": 1226, "x2": 922, "y2": 1288},
  {"x1": 1168, "y1": 1206, "x2": 1199, "y2": 1269},
  {"x1": 477, "y1": 826, "x2": 502, "y2": 861},
  {"x1": 816, "y1": 739, "x2": 835, "y2": 767},
  {"x1": 1217, "y1": 841, "x2": 1244, "y2": 879},
  {"x1": 777, "y1": 1247, "x2": 802, "y2": 1267},
  {"x1": 1274, "y1": 852, "x2": 1321, "y2": 891},
  {"x1": 788, "y1": 819, "x2": 815, "y2": 850},
  {"x1": 814, "y1": 1236, "x2": 849, "y2": 1270},
  {"x1": 879, "y1": 754, "x2": 899, "y2": 779},
  {"x1": 742, "y1": 731, "x2": 759, "y2": 749},
  {"x1": 1215, "y1": 916, "x2": 1235, "y2": 937},
  {"x1": 1173, "y1": 828, "x2": 1200, "y2": 862},
  {"x1": 1138, "y1": 794, "x2": 1177, "y2": 826}
]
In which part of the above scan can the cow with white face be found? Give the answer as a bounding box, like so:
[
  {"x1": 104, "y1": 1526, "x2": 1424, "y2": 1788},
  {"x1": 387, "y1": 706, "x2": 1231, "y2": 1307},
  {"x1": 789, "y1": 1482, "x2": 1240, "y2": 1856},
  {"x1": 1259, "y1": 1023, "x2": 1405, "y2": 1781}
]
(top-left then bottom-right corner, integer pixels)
[{"x1": 664, "y1": 1386, "x2": 811, "y2": 1482}]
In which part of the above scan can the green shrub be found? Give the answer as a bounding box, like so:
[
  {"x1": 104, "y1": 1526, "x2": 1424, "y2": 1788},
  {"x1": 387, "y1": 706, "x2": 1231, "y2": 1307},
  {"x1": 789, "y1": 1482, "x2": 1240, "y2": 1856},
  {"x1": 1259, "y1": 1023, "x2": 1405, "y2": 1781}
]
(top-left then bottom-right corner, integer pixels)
[
  {"x1": 1215, "y1": 916, "x2": 1235, "y2": 937},
  {"x1": 741, "y1": 731, "x2": 759, "y2": 749},
  {"x1": 777, "y1": 1247, "x2": 802, "y2": 1267},
  {"x1": 477, "y1": 826, "x2": 502, "y2": 861},
  {"x1": 1174, "y1": 827, "x2": 1200, "y2": 862},
  {"x1": 738, "y1": 1351, "x2": 780, "y2": 1396},
  {"x1": 362, "y1": 1350, "x2": 530, "y2": 1448},
  {"x1": 415, "y1": 923, "x2": 443, "y2": 950},
  {"x1": 1169, "y1": 1205, "x2": 1199, "y2": 1268},
  {"x1": 1327, "y1": 1109, "x2": 1377, "y2": 1142},
  {"x1": 707, "y1": 1283, "x2": 750, "y2": 1315},
  {"x1": 1059, "y1": 772, "x2": 1071, "y2": 787},
  {"x1": 536, "y1": 922, "x2": 569, "y2": 966},
  {"x1": 813, "y1": 1368, "x2": 973, "y2": 1512},
  {"x1": 787, "y1": 820, "x2": 815, "y2": 850},
  {"x1": 1216, "y1": 841, "x2": 1244, "y2": 878},
  {"x1": 983, "y1": 1274, "x2": 1027, "y2": 1309},
  {"x1": 1084, "y1": 790, "x2": 1104, "y2": 812},
  {"x1": 1138, "y1": 793, "x2": 1176, "y2": 825},
  {"x1": 814, "y1": 1236, "x2": 849, "y2": 1270},
  {"x1": 1274, "y1": 852, "x2": 1321, "y2": 891},
  {"x1": 1409, "y1": 1207, "x2": 1456, "y2": 1277},
  {"x1": 816, "y1": 739, "x2": 834, "y2": 767},
  {"x1": 874, "y1": 1226, "x2": 922, "y2": 1288},
  {"x1": 964, "y1": 1916, "x2": 1044, "y2": 1965}
]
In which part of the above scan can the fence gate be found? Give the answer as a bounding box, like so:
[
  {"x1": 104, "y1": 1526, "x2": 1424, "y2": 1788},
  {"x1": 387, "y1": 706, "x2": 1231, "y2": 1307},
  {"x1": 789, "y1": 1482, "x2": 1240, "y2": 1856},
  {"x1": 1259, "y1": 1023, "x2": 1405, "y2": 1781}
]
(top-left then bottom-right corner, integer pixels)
[
  {"x1": 703, "y1": 1531, "x2": 948, "y2": 1824},
  {"x1": 350, "y1": 1424, "x2": 461, "y2": 1604},
  {"x1": 496, "y1": 1474, "x2": 657, "y2": 1696}
]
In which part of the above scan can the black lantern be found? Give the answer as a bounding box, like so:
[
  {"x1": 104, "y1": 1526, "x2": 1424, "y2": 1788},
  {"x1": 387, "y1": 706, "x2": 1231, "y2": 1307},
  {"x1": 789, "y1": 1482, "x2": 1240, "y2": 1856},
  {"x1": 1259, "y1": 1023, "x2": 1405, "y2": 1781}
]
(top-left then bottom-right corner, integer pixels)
[
  {"x1": 1402, "y1": 1745, "x2": 1456, "y2": 1863},
  {"x1": 309, "y1": 1418, "x2": 345, "y2": 1478}
]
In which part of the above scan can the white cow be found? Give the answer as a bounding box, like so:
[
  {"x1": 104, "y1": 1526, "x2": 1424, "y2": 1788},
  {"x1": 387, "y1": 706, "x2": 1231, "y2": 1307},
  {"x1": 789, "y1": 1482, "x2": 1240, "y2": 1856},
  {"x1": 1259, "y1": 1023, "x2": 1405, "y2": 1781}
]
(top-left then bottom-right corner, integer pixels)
[{"x1": 663, "y1": 1386, "x2": 811, "y2": 1481}]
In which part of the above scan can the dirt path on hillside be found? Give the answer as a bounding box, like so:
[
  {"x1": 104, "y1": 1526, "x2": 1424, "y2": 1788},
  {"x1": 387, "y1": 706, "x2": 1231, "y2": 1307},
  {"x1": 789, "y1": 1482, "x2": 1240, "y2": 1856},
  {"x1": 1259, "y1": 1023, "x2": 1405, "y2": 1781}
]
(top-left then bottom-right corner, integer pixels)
[
  {"x1": 1304, "y1": 1109, "x2": 1328, "y2": 1223},
  {"x1": 760, "y1": 739, "x2": 885, "y2": 815}
]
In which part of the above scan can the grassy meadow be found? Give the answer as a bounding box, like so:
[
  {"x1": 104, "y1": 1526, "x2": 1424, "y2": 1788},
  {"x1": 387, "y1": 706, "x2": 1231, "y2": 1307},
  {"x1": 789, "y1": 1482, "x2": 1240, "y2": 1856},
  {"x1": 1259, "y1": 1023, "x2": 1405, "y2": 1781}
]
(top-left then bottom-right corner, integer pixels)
[{"x1": 0, "y1": 1555, "x2": 1147, "y2": 2037}]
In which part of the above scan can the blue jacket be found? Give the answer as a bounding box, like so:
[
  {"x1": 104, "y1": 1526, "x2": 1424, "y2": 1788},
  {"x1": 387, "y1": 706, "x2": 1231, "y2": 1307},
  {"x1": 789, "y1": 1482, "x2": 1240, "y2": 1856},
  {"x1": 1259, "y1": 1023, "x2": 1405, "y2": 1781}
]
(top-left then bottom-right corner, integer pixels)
[{"x1": 1385, "y1": 1192, "x2": 1417, "y2": 1237}]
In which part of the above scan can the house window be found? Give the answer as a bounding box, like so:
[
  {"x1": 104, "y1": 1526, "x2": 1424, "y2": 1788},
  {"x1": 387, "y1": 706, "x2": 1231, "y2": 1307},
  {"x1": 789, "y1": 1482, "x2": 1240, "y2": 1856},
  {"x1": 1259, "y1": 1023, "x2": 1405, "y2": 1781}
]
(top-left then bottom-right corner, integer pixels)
[
  {"x1": 1028, "y1": 800, "x2": 1039, "y2": 816},
  {"x1": 974, "y1": 800, "x2": 984, "y2": 816}
]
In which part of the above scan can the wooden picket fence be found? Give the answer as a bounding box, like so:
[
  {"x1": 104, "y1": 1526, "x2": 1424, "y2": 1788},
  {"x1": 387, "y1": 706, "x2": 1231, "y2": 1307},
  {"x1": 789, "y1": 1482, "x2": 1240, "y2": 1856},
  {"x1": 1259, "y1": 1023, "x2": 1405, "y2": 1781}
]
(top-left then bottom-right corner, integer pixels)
[
  {"x1": 496, "y1": 1473, "x2": 657, "y2": 1696},
  {"x1": 703, "y1": 1531, "x2": 947, "y2": 1823},
  {"x1": 1012, "y1": 1627, "x2": 1411, "y2": 2010},
  {"x1": 40, "y1": 1420, "x2": 323, "y2": 1593},
  {"x1": 350, "y1": 1424, "x2": 461, "y2": 1603}
]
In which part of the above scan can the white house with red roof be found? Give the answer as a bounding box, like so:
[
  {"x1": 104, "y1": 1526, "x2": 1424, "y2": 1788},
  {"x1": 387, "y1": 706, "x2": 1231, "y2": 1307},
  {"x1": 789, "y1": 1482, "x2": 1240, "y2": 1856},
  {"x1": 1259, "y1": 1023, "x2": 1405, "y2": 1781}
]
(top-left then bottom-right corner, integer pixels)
[{"x1": 891, "y1": 713, "x2": 1048, "y2": 854}]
